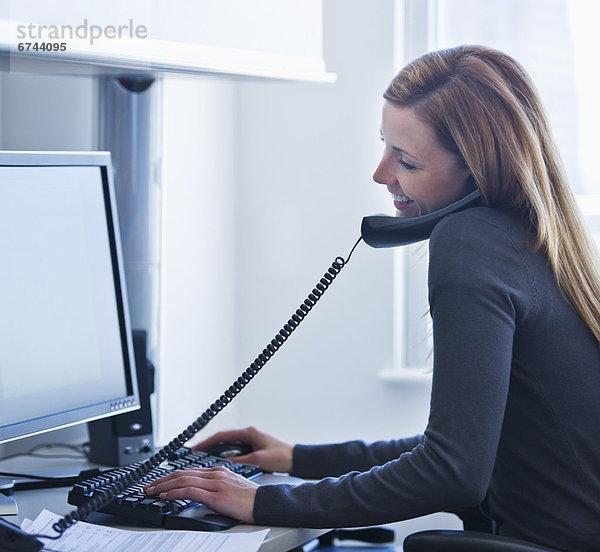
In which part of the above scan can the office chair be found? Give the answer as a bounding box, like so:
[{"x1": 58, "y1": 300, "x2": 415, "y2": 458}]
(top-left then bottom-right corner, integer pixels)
[
  {"x1": 315, "y1": 527, "x2": 397, "y2": 550},
  {"x1": 403, "y1": 530, "x2": 562, "y2": 551},
  {"x1": 315, "y1": 508, "x2": 563, "y2": 551},
  {"x1": 402, "y1": 503, "x2": 564, "y2": 551}
]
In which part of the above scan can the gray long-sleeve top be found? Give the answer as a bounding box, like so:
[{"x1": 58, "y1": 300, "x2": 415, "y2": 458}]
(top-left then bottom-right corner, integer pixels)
[{"x1": 253, "y1": 207, "x2": 600, "y2": 552}]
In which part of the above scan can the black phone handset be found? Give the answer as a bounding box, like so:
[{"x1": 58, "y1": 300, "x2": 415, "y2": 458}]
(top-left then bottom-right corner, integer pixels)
[
  {"x1": 41, "y1": 189, "x2": 481, "y2": 544},
  {"x1": 361, "y1": 189, "x2": 481, "y2": 248}
]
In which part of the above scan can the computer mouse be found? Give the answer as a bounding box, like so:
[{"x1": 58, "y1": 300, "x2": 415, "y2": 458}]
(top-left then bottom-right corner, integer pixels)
[{"x1": 205, "y1": 442, "x2": 253, "y2": 459}]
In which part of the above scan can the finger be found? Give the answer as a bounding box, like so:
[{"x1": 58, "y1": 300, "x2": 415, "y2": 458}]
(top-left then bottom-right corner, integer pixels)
[
  {"x1": 228, "y1": 452, "x2": 258, "y2": 465},
  {"x1": 145, "y1": 468, "x2": 197, "y2": 486},
  {"x1": 161, "y1": 475, "x2": 224, "y2": 492},
  {"x1": 145, "y1": 467, "x2": 231, "y2": 494},
  {"x1": 146, "y1": 475, "x2": 210, "y2": 496},
  {"x1": 176, "y1": 466, "x2": 232, "y2": 479},
  {"x1": 153, "y1": 470, "x2": 242, "y2": 501},
  {"x1": 158, "y1": 485, "x2": 215, "y2": 504},
  {"x1": 153, "y1": 466, "x2": 228, "y2": 482},
  {"x1": 191, "y1": 431, "x2": 234, "y2": 451},
  {"x1": 191, "y1": 429, "x2": 252, "y2": 452},
  {"x1": 144, "y1": 469, "x2": 203, "y2": 493}
]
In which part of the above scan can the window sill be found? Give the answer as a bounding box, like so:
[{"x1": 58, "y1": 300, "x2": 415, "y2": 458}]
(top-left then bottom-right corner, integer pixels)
[{"x1": 377, "y1": 367, "x2": 432, "y2": 383}]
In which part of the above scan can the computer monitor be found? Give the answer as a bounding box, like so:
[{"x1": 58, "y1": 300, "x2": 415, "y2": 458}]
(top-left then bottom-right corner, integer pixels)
[{"x1": 0, "y1": 151, "x2": 140, "y2": 446}]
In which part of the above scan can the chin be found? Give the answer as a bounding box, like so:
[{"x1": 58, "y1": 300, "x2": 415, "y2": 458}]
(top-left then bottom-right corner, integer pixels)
[{"x1": 395, "y1": 206, "x2": 420, "y2": 218}]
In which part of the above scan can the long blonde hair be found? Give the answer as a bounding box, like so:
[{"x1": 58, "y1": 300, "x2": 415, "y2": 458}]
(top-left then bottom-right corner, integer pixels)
[{"x1": 384, "y1": 45, "x2": 600, "y2": 342}]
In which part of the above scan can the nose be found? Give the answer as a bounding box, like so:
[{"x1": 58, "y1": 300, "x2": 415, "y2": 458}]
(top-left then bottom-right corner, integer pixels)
[{"x1": 373, "y1": 155, "x2": 392, "y2": 186}]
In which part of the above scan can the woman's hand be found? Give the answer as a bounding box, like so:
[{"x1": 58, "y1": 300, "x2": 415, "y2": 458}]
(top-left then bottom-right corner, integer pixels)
[
  {"x1": 144, "y1": 467, "x2": 258, "y2": 523},
  {"x1": 192, "y1": 426, "x2": 294, "y2": 474}
]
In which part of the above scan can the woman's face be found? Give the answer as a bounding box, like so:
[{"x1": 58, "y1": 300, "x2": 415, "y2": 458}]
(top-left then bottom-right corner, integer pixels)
[{"x1": 373, "y1": 101, "x2": 472, "y2": 218}]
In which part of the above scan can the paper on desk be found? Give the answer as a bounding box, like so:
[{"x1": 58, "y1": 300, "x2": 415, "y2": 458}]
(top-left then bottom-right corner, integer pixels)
[{"x1": 25, "y1": 509, "x2": 269, "y2": 552}]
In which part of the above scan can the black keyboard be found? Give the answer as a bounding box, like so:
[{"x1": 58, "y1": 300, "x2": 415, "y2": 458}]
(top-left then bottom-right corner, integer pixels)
[{"x1": 67, "y1": 447, "x2": 262, "y2": 531}]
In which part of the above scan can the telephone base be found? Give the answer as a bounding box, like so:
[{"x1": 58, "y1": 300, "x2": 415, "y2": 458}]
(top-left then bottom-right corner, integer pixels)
[{"x1": 0, "y1": 518, "x2": 43, "y2": 552}]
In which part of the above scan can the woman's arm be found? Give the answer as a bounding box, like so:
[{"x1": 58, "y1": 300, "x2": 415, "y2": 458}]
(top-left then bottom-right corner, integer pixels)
[
  {"x1": 150, "y1": 210, "x2": 528, "y2": 530},
  {"x1": 291, "y1": 436, "x2": 425, "y2": 478},
  {"x1": 253, "y1": 210, "x2": 523, "y2": 528},
  {"x1": 192, "y1": 427, "x2": 424, "y2": 478}
]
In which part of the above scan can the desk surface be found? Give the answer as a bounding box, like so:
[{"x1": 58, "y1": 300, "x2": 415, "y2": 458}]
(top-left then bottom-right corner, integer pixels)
[{"x1": 0, "y1": 454, "x2": 328, "y2": 552}]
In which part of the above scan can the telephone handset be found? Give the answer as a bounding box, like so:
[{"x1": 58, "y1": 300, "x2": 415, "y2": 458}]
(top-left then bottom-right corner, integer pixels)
[
  {"x1": 361, "y1": 189, "x2": 482, "y2": 248},
  {"x1": 44, "y1": 189, "x2": 481, "y2": 542}
]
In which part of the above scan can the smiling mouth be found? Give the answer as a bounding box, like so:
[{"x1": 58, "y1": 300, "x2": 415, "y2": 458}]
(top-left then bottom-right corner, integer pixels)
[{"x1": 392, "y1": 193, "x2": 414, "y2": 205}]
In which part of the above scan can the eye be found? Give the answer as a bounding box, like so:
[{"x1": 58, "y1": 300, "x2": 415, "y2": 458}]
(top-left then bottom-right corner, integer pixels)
[{"x1": 398, "y1": 158, "x2": 417, "y2": 171}]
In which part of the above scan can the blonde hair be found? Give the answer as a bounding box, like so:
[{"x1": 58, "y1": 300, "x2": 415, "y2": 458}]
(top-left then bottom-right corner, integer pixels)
[{"x1": 384, "y1": 45, "x2": 600, "y2": 342}]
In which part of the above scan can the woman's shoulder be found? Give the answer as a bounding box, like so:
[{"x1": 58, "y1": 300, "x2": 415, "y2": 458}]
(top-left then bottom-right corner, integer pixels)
[
  {"x1": 429, "y1": 206, "x2": 533, "y2": 253},
  {"x1": 428, "y1": 206, "x2": 534, "y2": 280},
  {"x1": 431, "y1": 206, "x2": 522, "y2": 242}
]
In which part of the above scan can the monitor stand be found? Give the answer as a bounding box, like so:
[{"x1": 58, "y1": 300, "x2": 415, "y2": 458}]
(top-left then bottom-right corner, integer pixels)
[{"x1": 0, "y1": 479, "x2": 18, "y2": 515}]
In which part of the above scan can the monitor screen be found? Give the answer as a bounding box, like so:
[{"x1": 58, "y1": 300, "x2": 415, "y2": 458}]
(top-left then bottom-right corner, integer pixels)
[{"x1": 0, "y1": 151, "x2": 139, "y2": 444}]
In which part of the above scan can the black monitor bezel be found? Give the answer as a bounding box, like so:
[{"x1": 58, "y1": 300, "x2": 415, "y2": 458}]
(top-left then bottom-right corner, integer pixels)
[{"x1": 0, "y1": 151, "x2": 140, "y2": 445}]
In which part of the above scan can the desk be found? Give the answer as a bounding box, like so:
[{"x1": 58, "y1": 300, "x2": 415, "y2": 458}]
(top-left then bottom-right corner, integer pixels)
[{"x1": 0, "y1": 455, "x2": 328, "y2": 552}]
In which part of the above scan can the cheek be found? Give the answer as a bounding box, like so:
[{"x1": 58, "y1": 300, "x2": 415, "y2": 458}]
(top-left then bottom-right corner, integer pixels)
[
  {"x1": 430, "y1": 171, "x2": 471, "y2": 207},
  {"x1": 410, "y1": 177, "x2": 469, "y2": 215},
  {"x1": 399, "y1": 173, "x2": 421, "y2": 195},
  {"x1": 447, "y1": 173, "x2": 472, "y2": 203}
]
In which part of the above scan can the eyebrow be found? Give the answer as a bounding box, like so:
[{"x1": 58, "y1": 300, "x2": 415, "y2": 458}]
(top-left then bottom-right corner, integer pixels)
[{"x1": 379, "y1": 130, "x2": 422, "y2": 164}]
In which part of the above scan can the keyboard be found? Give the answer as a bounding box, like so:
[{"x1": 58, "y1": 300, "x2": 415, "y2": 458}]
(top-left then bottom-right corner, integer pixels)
[{"x1": 67, "y1": 447, "x2": 262, "y2": 531}]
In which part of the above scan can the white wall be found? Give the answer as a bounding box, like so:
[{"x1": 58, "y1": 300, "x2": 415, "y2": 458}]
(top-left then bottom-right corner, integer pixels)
[
  {"x1": 156, "y1": 0, "x2": 435, "y2": 450},
  {"x1": 155, "y1": 2, "x2": 456, "y2": 543},
  {"x1": 230, "y1": 0, "x2": 433, "y2": 445},
  {"x1": 156, "y1": 3, "x2": 455, "y2": 544},
  {"x1": 157, "y1": 74, "x2": 240, "y2": 442},
  {"x1": 226, "y1": 0, "x2": 460, "y2": 542},
  {"x1": 0, "y1": 73, "x2": 96, "y2": 151}
]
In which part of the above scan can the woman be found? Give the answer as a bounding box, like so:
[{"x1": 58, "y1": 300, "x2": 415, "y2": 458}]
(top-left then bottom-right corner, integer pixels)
[{"x1": 145, "y1": 46, "x2": 600, "y2": 551}]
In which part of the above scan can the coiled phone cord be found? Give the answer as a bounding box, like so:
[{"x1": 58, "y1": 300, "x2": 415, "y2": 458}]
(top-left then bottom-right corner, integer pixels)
[{"x1": 51, "y1": 236, "x2": 363, "y2": 536}]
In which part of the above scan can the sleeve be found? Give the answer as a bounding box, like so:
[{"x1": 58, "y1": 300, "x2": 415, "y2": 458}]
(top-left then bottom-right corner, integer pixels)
[
  {"x1": 291, "y1": 435, "x2": 425, "y2": 478},
  {"x1": 253, "y1": 212, "x2": 520, "y2": 528}
]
